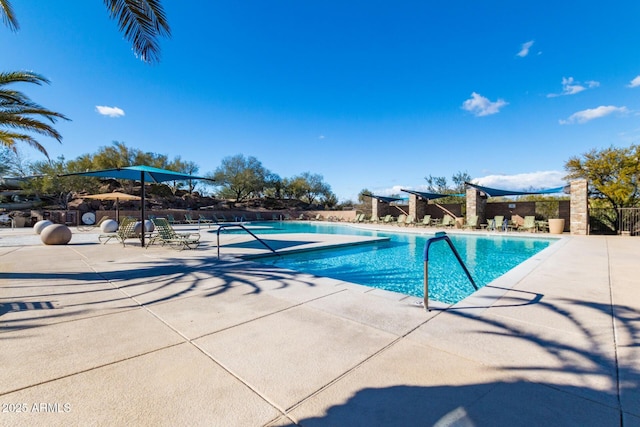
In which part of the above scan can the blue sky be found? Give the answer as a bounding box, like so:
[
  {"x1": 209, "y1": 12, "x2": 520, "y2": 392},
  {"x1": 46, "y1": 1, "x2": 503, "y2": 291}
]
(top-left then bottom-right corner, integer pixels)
[{"x1": 3, "y1": 1, "x2": 640, "y2": 201}]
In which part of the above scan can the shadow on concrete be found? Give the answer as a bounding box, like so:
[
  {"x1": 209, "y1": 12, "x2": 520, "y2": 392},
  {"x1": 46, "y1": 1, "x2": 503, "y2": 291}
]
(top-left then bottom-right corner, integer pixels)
[
  {"x1": 282, "y1": 381, "x2": 627, "y2": 426},
  {"x1": 281, "y1": 298, "x2": 639, "y2": 425},
  {"x1": 0, "y1": 256, "x2": 326, "y2": 331}
]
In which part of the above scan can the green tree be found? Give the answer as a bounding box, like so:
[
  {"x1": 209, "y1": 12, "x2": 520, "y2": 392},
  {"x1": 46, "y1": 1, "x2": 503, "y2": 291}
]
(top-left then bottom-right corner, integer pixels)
[
  {"x1": 565, "y1": 144, "x2": 640, "y2": 210},
  {"x1": 424, "y1": 175, "x2": 448, "y2": 193},
  {"x1": 287, "y1": 172, "x2": 333, "y2": 205},
  {"x1": 0, "y1": 0, "x2": 171, "y2": 64},
  {"x1": 452, "y1": 171, "x2": 472, "y2": 193},
  {"x1": 26, "y1": 156, "x2": 99, "y2": 209},
  {"x1": 0, "y1": 71, "x2": 69, "y2": 158},
  {"x1": 263, "y1": 172, "x2": 283, "y2": 199},
  {"x1": 167, "y1": 157, "x2": 200, "y2": 194},
  {"x1": 212, "y1": 154, "x2": 269, "y2": 202}
]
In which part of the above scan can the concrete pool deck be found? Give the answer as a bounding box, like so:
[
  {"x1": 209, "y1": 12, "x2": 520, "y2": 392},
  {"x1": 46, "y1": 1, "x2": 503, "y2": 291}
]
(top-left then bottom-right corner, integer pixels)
[{"x1": 0, "y1": 223, "x2": 638, "y2": 426}]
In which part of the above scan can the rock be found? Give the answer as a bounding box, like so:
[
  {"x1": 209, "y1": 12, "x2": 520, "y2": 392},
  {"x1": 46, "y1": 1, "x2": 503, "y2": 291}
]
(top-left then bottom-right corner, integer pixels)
[
  {"x1": 134, "y1": 220, "x2": 154, "y2": 234},
  {"x1": 41, "y1": 224, "x2": 72, "y2": 245},
  {"x1": 33, "y1": 220, "x2": 53, "y2": 234},
  {"x1": 100, "y1": 219, "x2": 118, "y2": 233}
]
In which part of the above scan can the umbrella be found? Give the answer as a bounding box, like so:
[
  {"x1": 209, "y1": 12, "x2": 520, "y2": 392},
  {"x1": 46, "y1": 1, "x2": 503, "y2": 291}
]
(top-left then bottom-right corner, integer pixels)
[
  {"x1": 61, "y1": 165, "x2": 214, "y2": 246},
  {"x1": 83, "y1": 192, "x2": 142, "y2": 222}
]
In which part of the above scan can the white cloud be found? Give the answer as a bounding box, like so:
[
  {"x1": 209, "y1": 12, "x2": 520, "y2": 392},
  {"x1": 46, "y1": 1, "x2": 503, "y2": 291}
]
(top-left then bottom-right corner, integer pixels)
[
  {"x1": 559, "y1": 105, "x2": 628, "y2": 125},
  {"x1": 318, "y1": 135, "x2": 325, "y2": 140},
  {"x1": 372, "y1": 185, "x2": 408, "y2": 197},
  {"x1": 547, "y1": 77, "x2": 600, "y2": 98},
  {"x1": 95, "y1": 106, "x2": 125, "y2": 118},
  {"x1": 628, "y1": 75, "x2": 640, "y2": 88},
  {"x1": 516, "y1": 40, "x2": 534, "y2": 57},
  {"x1": 462, "y1": 92, "x2": 508, "y2": 117},
  {"x1": 473, "y1": 171, "x2": 566, "y2": 191}
]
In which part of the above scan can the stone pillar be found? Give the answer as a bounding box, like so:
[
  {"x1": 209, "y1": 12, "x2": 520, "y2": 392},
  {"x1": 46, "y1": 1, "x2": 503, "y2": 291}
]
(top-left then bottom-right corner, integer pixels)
[
  {"x1": 466, "y1": 187, "x2": 486, "y2": 223},
  {"x1": 372, "y1": 198, "x2": 388, "y2": 219},
  {"x1": 570, "y1": 179, "x2": 588, "y2": 235},
  {"x1": 408, "y1": 194, "x2": 427, "y2": 220}
]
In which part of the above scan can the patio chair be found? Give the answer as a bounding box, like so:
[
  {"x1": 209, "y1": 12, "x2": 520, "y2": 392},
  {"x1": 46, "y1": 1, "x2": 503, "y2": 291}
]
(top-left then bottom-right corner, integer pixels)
[
  {"x1": 199, "y1": 214, "x2": 214, "y2": 227},
  {"x1": 416, "y1": 215, "x2": 431, "y2": 227},
  {"x1": 518, "y1": 216, "x2": 537, "y2": 232},
  {"x1": 404, "y1": 214, "x2": 416, "y2": 227},
  {"x1": 148, "y1": 218, "x2": 200, "y2": 250},
  {"x1": 184, "y1": 213, "x2": 198, "y2": 224},
  {"x1": 98, "y1": 216, "x2": 136, "y2": 245},
  {"x1": 166, "y1": 214, "x2": 180, "y2": 225},
  {"x1": 441, "y1": 215, "x2": 455, "y2": 228},
  {"x1": 463, "y1": 215, "x2": 479, "y2": 230},
  {"x1": 379, "y1": 214, "x2": 393, "y2": 224}
]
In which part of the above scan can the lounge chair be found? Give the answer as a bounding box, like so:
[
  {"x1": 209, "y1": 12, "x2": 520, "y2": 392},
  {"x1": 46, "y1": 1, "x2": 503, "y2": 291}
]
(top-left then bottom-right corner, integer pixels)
[
  {"x1": 404, "y1": 214, "x2": 416, "y2": 227},
  {"x1": 416, "y1": 215, "x2": 431, "y2": 227},
  {"x1": 379, "y1": 214, "x2": 393, "y2": 224},
  {"x1": 99, "y1": 217, "x2": 144, "y2": 246},
  {"x1": 463, "y1": 215, "x2": 479, "y2": 230},
  {"x1": 441, "y1": 215, "x2": 455, "y2": 228},
  {"x1": 395, "y1": 214, "x2": 407, "y2": 226},
  {"x1": 166, "y1": 214, "x2": 181, "y2": 225},
  {"x1": 184, "y1": 213, "x2": 198, "y2": 224},
  {"x1": 518, "y1": 216, "x2": 537, "y2": 232},
  {"x1": 494, "y1": 215, "x2": 505, "y2": 231},
  {"x1": 199, "y1": 214, "x2": 214, "y2": 227},
  {"x1": 148, "y1": 218, "x2": 200, "y2": 250}
]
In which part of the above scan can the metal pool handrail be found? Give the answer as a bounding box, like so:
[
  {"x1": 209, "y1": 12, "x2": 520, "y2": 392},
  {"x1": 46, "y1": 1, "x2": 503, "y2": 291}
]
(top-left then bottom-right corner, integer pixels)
[
  {"x1": 216, "y1": 224, "x2": 279, "y2": 259},
  {"x1": 423, "y1": 231, "x2": 477, "y2": 311}
]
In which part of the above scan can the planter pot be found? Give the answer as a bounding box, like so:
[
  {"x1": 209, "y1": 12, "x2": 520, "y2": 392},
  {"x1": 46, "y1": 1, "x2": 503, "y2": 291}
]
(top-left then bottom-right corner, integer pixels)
[{"x1": 548, "y1": 218, "x2": 565, "y2": 234}]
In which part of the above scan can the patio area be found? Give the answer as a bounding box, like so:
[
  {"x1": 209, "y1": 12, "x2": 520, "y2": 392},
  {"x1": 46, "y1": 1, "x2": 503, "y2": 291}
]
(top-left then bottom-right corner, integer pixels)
[{"x1": 0, "y1": 225, "x2": 638, "y2": 426}]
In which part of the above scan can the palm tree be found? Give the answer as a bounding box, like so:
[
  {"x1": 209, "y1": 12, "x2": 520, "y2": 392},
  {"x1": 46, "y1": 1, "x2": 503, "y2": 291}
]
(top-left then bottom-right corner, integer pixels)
[
  {"x1": 0, "y1": 0, "x2": 171, "y2": 64},
  {"x1": 0, "y1": 71, "x2": 70, "y2": 158}
]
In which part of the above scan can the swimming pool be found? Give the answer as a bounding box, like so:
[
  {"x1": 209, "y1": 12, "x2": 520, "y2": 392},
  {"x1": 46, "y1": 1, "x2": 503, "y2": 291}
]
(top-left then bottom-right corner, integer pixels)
[{"x1": 219, "y1": 222, "x2": 557, "y2": 304}]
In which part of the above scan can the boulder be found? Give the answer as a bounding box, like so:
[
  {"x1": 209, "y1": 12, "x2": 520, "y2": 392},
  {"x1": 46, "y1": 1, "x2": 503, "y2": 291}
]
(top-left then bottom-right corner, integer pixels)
[
  {"x1": 134, "y1": 220, "x2": 154, "y2": 234},
  {"x1": 100, "y1": 219, "x2": 118, "y2": 233},
  {"x1": 41, "y1": 224, "x2": 72, "y2": 245},
  {"x1": 33, "y1": 220, "x2": 53, "y2": 234}
]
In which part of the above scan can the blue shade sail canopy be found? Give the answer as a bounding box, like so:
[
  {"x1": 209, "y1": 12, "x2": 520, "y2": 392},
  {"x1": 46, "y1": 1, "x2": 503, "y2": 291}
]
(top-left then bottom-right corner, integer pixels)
[
  {"x1": 364, "y1": 194, "x2": 405, "y2": 203},
  {"x1": 60, "y1": 165, "x2": 215, "y2": 246},
  {"x1": 465, "y1": 182, "x2": 568, "y2": 197},
  {"x1": 61, "y1": 165, "x2": 212, "y2": 183},
  {"x1": 401, "y1": 189, "x2": 463, "y2": 200}
]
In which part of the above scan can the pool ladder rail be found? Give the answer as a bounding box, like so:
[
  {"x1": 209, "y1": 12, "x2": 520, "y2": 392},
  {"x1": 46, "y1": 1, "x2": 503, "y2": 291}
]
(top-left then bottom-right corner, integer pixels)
[
  {"x1": 423, "y1": 232, "x2": 477, "y2": 311},
  {"x1": 216, "y1": 223, "x2": 279, "y2": 259}
]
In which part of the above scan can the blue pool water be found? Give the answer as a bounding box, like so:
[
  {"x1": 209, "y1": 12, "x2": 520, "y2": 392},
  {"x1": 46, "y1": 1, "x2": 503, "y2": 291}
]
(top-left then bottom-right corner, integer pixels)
[{"x1": 217, "y1": 222, "x2": 556, "y2": 304}]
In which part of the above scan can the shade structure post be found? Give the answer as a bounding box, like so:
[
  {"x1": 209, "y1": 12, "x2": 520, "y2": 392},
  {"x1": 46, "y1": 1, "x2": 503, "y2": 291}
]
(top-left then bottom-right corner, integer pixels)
[{"x1": 140, "y1": 170, "x2": 146, "y2": 247}]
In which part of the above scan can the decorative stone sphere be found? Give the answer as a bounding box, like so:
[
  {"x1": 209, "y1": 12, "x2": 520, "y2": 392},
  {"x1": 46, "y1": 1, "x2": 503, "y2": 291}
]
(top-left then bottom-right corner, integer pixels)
[
  {"x1": 33, "y1": 220, "x2": 53, "y2": 234},
  {"x1": 100, "y1": 219, "x2": 118, "y2": 233},
  {"x1": 41, "y1": 224, "x2": 72, "y2": 245},
  {"x1": 134, "y1": 220, "x2": 154, "y2": 234}
]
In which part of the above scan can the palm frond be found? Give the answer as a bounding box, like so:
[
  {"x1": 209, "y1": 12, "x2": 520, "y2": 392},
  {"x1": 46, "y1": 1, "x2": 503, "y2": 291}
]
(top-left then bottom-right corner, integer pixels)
[
  {"x1": 0, "y1": 130, "x2": 48, "y2": 158},
  {"x1": 104, "y1": 0, "x2": 171, "y2": 64},
  {"x1": 0, "y1": 0, "x2": 19, "y2": 31},
  {"x1": 0, "y1": 70, "x2": 69, "y2": 158}
]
